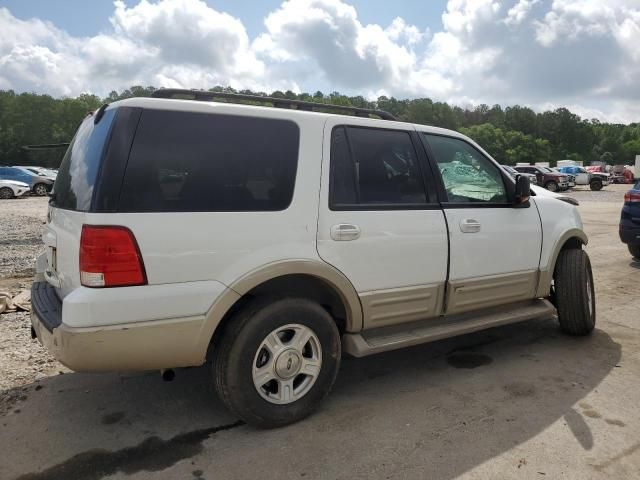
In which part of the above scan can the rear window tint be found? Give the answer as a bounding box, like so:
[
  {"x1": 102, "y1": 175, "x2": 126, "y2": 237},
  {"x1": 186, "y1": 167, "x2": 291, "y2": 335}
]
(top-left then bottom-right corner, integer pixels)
[
  {"x1": 53, "y1": 108, "x2": 116, "y2": 211},
  {"x1": 118, "y1": 110, "x2": 300, "y2": 212},
  {"x1": 330, "y1": 126, "x2": 428, "y2": 209}
]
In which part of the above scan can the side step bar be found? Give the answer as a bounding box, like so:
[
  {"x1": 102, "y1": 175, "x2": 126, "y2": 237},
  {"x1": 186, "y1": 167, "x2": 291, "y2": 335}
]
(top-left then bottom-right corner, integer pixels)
[{"x1": 342, "y1": 299, "x2": 556, "y2": 357}]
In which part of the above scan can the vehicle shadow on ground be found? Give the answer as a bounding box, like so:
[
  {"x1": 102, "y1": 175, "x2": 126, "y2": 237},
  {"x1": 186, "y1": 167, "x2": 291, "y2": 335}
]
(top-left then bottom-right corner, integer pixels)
[{"x1": 0, "y1": 317, "x2": 621, "y2": 480}]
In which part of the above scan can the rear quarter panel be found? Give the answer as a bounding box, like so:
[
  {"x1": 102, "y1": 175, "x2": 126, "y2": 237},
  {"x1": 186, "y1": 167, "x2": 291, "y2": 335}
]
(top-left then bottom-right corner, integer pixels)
[{"x1": 83, "y1": 112, "x2": 326, "y2": 289}]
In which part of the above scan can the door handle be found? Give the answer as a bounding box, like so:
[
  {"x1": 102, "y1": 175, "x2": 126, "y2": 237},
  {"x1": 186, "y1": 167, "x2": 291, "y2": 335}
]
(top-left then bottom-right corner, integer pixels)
[
  {"x1": 330, "y1": 224, "x2": 361, "y2": 241},
  {"x1": 460, "y1": 218, "x2": 481, "y2": 233}
]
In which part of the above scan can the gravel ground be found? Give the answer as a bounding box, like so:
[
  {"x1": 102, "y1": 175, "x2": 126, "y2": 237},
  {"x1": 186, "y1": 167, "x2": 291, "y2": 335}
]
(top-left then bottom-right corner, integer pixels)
[
  {"x1": 561, "y1": 185, "x2": 628, "y2": 203},
  {"x1": 0, "y1": 187, "x2": 633, "y2": 416},
  {"x1": 0, "y1": 187, "x2": 637, "y2": 478},
  {"x1": 0, "y1": 196, "x2": 63, "y2": 415},
  {"x1": 0, "y1": 196, "x2": 47, "y2": 279}
]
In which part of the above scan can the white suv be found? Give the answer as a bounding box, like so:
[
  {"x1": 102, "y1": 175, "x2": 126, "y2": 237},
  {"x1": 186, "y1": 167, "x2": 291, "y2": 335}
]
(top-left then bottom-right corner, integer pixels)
[{"x1": 31, "y1": 90, "x2": 595, "y2": 428}]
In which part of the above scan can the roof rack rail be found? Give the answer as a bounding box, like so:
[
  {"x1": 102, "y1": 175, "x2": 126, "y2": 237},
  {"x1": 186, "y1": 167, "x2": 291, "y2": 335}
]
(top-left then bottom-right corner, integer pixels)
[{"x1": 150, "y1": 88, "x2": 398, "y2": 121}]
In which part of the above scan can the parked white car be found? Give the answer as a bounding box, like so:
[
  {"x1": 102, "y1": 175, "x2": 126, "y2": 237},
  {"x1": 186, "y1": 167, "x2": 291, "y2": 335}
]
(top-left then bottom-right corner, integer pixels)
[
  {"x1": 0, "y1": 179, "x2": 30, "y2": 199},
  {"x1": 31, "y1": 91, "x2": 596, "y2": 428}
]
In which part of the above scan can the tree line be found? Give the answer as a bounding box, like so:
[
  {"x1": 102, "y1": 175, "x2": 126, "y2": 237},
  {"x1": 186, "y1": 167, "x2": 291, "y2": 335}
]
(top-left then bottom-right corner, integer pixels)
[{"x1": 1, "y1": 86, "x2": 638, "y2": 168}]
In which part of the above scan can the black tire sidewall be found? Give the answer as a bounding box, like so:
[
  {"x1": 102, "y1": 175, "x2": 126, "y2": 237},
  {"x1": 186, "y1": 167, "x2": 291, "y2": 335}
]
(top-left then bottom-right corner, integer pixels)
[
  {"x1": 629, "y1": 244, "x2": 640, "y2": 260},
  {"x1": 221, "y1": 299, "x2": 341, "y2": 427},
  {"x1": 590, "y1": 180, "x2": 602, "y2": 191},
  {"x1": 555, "y1": 249, "x2": 595, "y2": 334},
  {"x1": 0, "y1": 187, "x2": 13, "y2": 199}
]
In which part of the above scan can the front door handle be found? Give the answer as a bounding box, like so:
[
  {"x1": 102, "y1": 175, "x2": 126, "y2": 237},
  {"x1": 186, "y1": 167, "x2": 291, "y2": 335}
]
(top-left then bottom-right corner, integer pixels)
[
  {"x1": 330, "y1": 224, "x2": 361, "y2": 241},
  {"x1": 460, "y1": 218, "x2": 481, "y2": 233}
]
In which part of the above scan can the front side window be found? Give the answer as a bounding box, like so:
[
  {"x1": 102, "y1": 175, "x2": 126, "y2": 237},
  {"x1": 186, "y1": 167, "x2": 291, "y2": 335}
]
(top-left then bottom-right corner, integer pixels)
[
  {"x1": 423, "y1": 134, "x2": 508, "y2": 203},
  {"x1": 330, "y1": 126, "x2": 428, "y2": 209}
]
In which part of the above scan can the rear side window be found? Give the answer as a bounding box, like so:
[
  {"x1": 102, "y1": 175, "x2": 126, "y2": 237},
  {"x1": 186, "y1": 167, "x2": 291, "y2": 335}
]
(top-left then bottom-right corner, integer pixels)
[
  {"x1": 330, "y1": 126, "x2": 428, "y2": 209},
  {"x1": 53, "y1": 108, "x2": 116, "y2": 211},
  {"x1": 118, "y1": 110, "x2": 299, "y2": 212}
]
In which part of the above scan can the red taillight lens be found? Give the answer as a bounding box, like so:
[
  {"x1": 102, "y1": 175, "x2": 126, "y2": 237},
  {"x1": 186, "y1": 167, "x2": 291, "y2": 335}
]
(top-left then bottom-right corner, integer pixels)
[
  {"x1": 624, "y1": 191, "x2": 640, "y2": 203},
  {"x1": 80, "y1": 225, "x2": 147, "y2": 288}
]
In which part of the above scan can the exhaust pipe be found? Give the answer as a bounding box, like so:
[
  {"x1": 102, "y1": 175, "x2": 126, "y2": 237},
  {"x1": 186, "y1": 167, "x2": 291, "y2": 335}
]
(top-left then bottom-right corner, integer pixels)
[{"x1": 161, "y1": 369, "x2": 175, "y2": 382}]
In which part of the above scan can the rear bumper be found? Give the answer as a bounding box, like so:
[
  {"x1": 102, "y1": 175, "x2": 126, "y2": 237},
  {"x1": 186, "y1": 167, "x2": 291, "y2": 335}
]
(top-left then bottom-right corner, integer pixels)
[
  {"x1": 30, "y1": 280, "x2": 227, "y2": 372},
  {"x1": 620, "y1": 225, "x2": 640, "y2": 245}
]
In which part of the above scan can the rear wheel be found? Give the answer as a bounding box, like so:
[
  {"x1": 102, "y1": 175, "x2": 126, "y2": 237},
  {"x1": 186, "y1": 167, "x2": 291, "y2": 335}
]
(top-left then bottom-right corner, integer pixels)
[
  {"x1": 554, "y1": 249, "x2": 595, "y2": 336},
  {"x1": 545, "y1": 181, "x2": 558, "y2": 192},
  {"x1": 629, "y1": 244, "x2": 640, "y2": 260},
  {"x1": 590, "y1": 180, "x2": 603, "y2": 191},
  {"x1": 0, "y1": 187, "x2": 14, "y2": 199},
  {"x1": 33, "y1": 183, "x2": 49, "y2": 196},
  {"x1": 213, "y1": 298, "x2": 341, "y2": 428}
]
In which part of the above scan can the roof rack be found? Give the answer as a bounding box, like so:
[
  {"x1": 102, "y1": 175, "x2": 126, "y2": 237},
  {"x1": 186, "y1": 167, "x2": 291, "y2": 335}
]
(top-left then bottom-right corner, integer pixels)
[{"x1": 150, "y1": 88, "x2": 398, "y2": 121}]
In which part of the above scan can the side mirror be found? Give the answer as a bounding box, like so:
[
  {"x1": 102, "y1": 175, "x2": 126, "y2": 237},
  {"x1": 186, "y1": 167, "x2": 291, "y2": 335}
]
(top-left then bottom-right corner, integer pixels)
[{"x1": 514, "y1": 174, "x2": 531, "y2": 206}]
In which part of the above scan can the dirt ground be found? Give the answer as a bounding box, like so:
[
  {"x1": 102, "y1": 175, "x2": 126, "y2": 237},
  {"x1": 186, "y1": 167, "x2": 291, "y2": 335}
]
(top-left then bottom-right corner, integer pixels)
[{"x1": 0, "y1": 186, "x2": 638, "y2": 480}]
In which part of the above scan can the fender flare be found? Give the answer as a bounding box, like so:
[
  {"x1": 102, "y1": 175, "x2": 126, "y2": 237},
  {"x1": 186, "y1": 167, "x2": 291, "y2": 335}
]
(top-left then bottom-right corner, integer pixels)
[
  {"x1": 192, "y1": 260, "x2": 363, "y2": 362},
  {"x1": 536, "y1": 228, "x2": 589, "y2": 297}
]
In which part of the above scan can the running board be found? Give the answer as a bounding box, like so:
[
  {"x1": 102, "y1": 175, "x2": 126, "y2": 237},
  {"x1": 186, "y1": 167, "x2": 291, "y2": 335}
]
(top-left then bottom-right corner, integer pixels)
[{"x1": 342, "y1": 299, "x2": 556, "y2": 357}]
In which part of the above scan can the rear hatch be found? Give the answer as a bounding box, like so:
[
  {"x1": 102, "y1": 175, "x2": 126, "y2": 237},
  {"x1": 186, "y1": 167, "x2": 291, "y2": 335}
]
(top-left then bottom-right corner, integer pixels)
[{"x1": 43, "y1": 107, "x2": 118, "y2": 298}]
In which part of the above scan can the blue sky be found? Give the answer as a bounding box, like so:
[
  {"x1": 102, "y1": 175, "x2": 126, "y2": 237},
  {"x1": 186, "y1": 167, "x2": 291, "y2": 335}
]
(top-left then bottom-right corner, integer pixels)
[
  {"x1": 1, "y1": 0, "x2": 447, "y2": 39},
  {"x1": 0, "y1": 0, "x2": 639, "y2": 122}
]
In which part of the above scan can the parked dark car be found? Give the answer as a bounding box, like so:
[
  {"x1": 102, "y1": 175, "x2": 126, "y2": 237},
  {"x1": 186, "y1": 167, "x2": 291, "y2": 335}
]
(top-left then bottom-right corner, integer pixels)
[
  {"x1": 0, "y1": 166, "x2": 54, "y2": 196},
  {"x1": 620, "y1": 180, "x2": 640, "y2": 260},
  {"x1": 514, "y1": 165, "x2": 570, "y2": 192},
  {"x1": 502, "y1": 165, "x2": 538, "y2": 185}
]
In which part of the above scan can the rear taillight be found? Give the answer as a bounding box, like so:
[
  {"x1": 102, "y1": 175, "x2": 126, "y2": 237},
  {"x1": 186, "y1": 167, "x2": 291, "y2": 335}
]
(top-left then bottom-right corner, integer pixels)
[
  {"x1": 624, "y1": 191, "x2": 640, "y2": 203},
  {"x1": 80, "y1": 225, "x2": 147, "y2": 288}
]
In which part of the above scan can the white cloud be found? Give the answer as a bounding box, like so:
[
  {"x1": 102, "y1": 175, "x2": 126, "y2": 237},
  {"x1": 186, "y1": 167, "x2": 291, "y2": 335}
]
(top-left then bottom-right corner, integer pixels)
[
  {"x1": 0, "y1": 0, "x2": 639, "y2": 122},
  {"x1": 505, "y1": 0, "x2": 539, "y2": 26}
]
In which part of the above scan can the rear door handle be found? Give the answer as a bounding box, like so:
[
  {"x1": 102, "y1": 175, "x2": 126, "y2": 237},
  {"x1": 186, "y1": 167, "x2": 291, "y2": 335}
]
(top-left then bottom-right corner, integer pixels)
[
  {"x1": 460, "y1": 218, "x2": 481, "y2": 233},
  {"x1": 330, "y1": 224, "x2": 361, "y2": 241}
]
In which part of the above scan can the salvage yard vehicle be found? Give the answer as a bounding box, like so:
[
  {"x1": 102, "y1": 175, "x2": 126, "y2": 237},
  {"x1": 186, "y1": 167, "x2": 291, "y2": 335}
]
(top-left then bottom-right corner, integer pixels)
[
  {"x1": 620, "y1": 180, "x2": 640, "y2": 260},
  {"x1": 0, "y1": 166, "x2": 54, "y2": 196},
  {"x1": 514, "y1": 165, "x2": 570, "y2": 192},
  {"x1": 502, "y1": 165, "x2": 537, "y2": 185},
  {"x1": 558, "y1": 166, "x2": 609, "y2": 191},
  {"x1": 16, "y1": 166, "x2": 58, "y2": 180},
  {"x1": 0, "y1": 179, "x2": 30, "y2": 199},
  {"x1": 31, "y1": 90, "x2": 596, "y2": 428}
]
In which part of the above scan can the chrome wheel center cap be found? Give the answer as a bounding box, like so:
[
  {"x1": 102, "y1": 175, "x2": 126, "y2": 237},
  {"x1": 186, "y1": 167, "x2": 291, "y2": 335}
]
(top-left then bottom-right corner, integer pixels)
[{"x1": 275, "y1": 349, "x2": 302, "y2": 379}]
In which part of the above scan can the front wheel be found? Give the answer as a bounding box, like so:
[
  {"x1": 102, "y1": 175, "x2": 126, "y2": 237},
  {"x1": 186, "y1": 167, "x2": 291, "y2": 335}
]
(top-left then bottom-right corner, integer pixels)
[
  {"x1": 33, "y1": 183, "x2": 49, "y2": 196},
  {"x1": 554, "y1": 249, "x2": 595, "y2": 335},
  {"x1": 590, "y1": 180, "x2": 603, "y2": 191},
  {"x1": 545, "y1": 181, "x2": 558, "y2": 192},
  {"x1": 213, "y1": 298, "x2": 341, "y2": 428},
  {"x1": 0, "y1": 187, "x2": 14, "y2": 199},
  {"x1": 629, "y1": 244, "x2": 640, "y2": 261}
]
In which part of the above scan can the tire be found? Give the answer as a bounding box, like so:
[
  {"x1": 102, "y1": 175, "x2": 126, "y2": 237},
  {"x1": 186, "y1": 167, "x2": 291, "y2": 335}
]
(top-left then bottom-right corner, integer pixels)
[
  {"x1": 0, "y1": 187, "x2": 14, "y2": 200},
  {"x1": 213, "y1": 297, "x2": 341, "y2": 428},
  {"x1": 545, "y1": 181, "x2": 558, "y2": 192},
  {"x1": 33, "y1": 183, "x2": 49, "y2": 196},
  {"x1": 590, "y1": 180, "x2": 603, "y2": 191},
  {"x1": 629, "y1": 244, "x2": 640, "y2": 261},
  {"x1": 554, "y1": 249, "x2": 596, "y2": 336}
]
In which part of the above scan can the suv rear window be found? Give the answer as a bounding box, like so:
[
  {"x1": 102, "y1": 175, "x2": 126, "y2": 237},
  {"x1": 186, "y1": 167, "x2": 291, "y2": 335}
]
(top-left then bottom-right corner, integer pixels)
[
  {"x1": 118, "y1": 110, "x2": 300, "y2": 212},
  {"x1": 53, "y1": 108, "x2": 116, "y2": 211}
]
